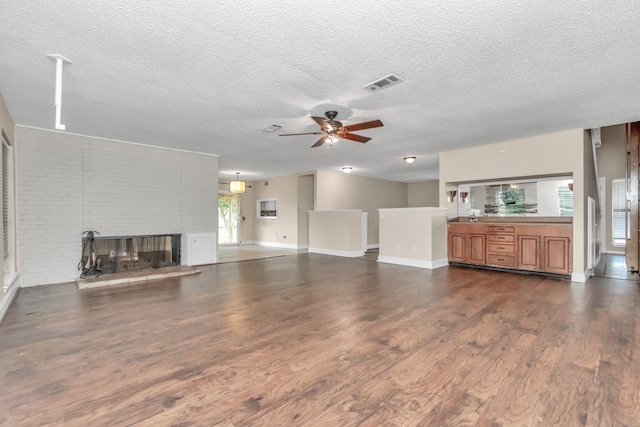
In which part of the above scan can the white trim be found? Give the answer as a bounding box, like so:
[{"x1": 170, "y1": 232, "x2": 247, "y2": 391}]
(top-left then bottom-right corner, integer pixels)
[
  {"x1": 308, "y1": 247, "x2": 364, "y2": 258},
  {"x1": 377, "y1": 255, "x2": 448, "y2": 269},
  {"x1": 1, "y1": 273, "x2": 19, "y2": 324},
  {"x1": 254, "y1": 241, "x2": 299, "y2": 250},
  {"x1": 309, "y1": 209, "x2": 362, "y2": 213},
  {"x1": 603, "y1": 250, "x2": 625, "y2": 255},
  {"x1": 571, "y1": 269, "x2": 589, "y2": 283},
  {"x1": 378, "y1": 207, "x2": 447, "y2": 212},
  {"x1": 367, "y1": 244, "x2": 379, "y2": 250},
  {"x1": 297, "y1": 244, "x2": 309, "y2": 250},
  {"x1": 17, "y1": 125, "x2": 220, "y2": 157},
  {"x1": 239, "y1": 240, "x2": 256, "y2": 245}
]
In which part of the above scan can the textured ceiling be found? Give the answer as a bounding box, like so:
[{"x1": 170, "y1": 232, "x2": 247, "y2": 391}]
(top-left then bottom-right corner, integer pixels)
[{"x1": 1, "y1": 1, "x2": 640, "y2": 183}]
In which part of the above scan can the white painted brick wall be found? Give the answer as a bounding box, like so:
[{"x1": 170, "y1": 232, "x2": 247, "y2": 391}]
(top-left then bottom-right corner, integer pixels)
[{"x1": 17, "y1": 127, "x2": 218, "y2": 286}]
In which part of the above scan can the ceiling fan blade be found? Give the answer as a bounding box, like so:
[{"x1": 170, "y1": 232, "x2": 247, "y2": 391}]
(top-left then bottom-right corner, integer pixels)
[
  {"x1": 341, "y1": 119, "x2": 384, "y2": 132},
  {"x1": 279, "y1": 132, "x2": 325, "y2": 136},
  {"x1": 311, "y1": 136, "x2": 329, "y2": 148},
  {"x1": 311, "y1": 116, "x2": 330, "y2": 129},
  {"x1": 339, "y1": 133, "x2": 371, "y2": 143}
]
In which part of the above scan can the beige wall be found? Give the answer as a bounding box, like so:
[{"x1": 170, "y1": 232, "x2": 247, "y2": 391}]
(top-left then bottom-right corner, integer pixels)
[
  {"x1": 251, "y1": 172, "x2": 317, "y2": 248},
  {"x1": 297, "y1": 175, "x2": 314, "y2": 247},
  {"x1": 315, "y1": 170, "x2": 408, "y2": 246},
  {"x1": 439, "y1": 128, "x2": 589, "y2": 278},
  {"x1": 597, "y1": 125, "x2": 626, "y2": 251},
  {"x1": 378, "y1": 207, "x2": 448, "y2": 267},
  {"x1": 237, "y1": 182, "x2": 256, "y2": 244},
  {"x1": 308, "y1": 210, "x2": 363, "y2": 255},
  {"x1": 408, "y1": 180, "x2": 439, "y2": 207}
]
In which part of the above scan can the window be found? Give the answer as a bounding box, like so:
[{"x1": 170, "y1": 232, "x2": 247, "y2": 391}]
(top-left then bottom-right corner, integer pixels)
[
  {"x1": 557, "y1": 184, "x2": 574, "y2": 216},
  {"x1": 612, "y1": 178, "x2": 628, "y2": 245},
  {"x1": 2, "y1": 136, "x2": 8, "y2": 258},
  {"x1": 257, "y1": 198, "x2": 277, "y2": 218}
]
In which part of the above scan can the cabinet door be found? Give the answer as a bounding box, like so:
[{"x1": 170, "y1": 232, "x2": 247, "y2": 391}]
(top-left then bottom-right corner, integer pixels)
[
  {"x1": 518, "y1": 235, "x2": 541, "y2": 271},
  {"x1": 448, "y1": 233, "x2": 466, "y2": 263},
  {"x1": 466, "y1": 233, "x2": 486, "y2": 265},
  {"x1": 544, "y1": 236, "x2": 571, "y2": 274}
]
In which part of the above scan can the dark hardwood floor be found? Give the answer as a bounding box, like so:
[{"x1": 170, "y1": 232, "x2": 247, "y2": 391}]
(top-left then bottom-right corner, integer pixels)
[{"x1": 0, "y1": 253, "x2": 639, "y2": 426}]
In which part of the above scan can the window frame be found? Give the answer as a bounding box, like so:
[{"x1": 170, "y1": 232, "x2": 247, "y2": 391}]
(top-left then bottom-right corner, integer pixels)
[
  {"x1": 256, "y1": 198, "x2": 278, "y2": 219},
  {"x1": 2, "y1": 135, "x2": 9, "y2": 258}
]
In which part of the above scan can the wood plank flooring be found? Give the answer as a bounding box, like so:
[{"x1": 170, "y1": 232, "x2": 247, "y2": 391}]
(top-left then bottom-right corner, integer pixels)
[
  {"x1": 0, "y1": 253, "x2": 639, "y2": 426},
  {"x1": 217, "y1": 244, "x2": 305, "y2": 263}
]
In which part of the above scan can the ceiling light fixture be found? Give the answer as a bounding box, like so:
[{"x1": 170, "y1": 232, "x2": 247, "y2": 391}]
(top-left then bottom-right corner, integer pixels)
[
  {"x1": 329, "y1": 136, "x2": 339, "y2": 146},
  {"x1": 404, "y1": 156, "x2": 416, "y2": 164},
  {"x1": 229, "y1": 172, "x2": 246, "y2": 193},
  {"x1": 342, "y1": 167, "x2": 353, "y2": 173}
]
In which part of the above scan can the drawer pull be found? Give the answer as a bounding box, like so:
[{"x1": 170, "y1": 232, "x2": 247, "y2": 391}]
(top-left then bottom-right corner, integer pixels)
[
  {"x1": 498, "y1": 236, "x2": 505, "y2": 239},
  {"x1": 497, "y1": 227, "x2": 505, "y2": 230},
  {"x1": 497, "y1": 258, "x2": 505, "y2": 261},
  {"x1": 498, "y1": 246, "x2": 505, "y2": 249}
]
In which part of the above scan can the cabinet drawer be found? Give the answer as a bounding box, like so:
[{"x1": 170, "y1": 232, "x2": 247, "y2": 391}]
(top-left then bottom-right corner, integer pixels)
[
  {"x1": 487, "y1": 243, "x2": 515, "y2": 254},
  {"x1": 487, "y1": 254, "x2": 516, "y2": 268},
  {"x1": 487, "y1": 233, "x2": 515, "y2": 243},
  {"x1": 489, "y1": 226, "x2": 515, "y2": 233}
]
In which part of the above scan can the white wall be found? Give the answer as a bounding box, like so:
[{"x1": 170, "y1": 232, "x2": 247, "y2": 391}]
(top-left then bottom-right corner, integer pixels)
[{"x1": 17, "y1": 126, "x2": 218, "y2": 286}]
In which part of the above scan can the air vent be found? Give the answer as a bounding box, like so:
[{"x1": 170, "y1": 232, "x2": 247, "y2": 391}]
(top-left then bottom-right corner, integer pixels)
[
  {"x1": 263, "y1": 124, "x2": 284, "y2": 132},
  {"x1": 363, "y1": 73, "x2": 404, "y2": 92}
]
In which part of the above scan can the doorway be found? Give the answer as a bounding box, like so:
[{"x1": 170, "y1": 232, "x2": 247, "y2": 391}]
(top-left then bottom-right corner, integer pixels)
[{"x1": 218, "y1": 193, "x2": 239, "y2": 244}]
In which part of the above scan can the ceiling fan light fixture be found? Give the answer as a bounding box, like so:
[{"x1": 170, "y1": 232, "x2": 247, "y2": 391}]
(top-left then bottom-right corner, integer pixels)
[
  {"x1": 229, "y1": 172, "x2": 246, "y2": 193},
  {"x1": 342, "y1": 166, "x2": 353, "y2": 173},
  {"x1": 404, "y1": 156, "x2": 416, "y2": 164}
]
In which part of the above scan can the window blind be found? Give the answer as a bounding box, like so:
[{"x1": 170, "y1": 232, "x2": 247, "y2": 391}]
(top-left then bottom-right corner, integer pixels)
[{"x1": 612, "y1": 178, "x2": 628, "y2": 244}]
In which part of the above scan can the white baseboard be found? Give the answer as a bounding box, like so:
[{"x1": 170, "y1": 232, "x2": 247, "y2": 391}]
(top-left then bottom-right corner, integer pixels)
[
  {"x1": 1, "y1": 273, "x2": 20, "y2": 325},
  {"x1": 571, "y1": 270, "x2": 589, "y2": 283},
  {"x1": 297, "y1": 244, "x2": 309, "y2": 250},
  {"x1": 378, "y1": 255, "x2": 448, "y2": 270},
  {"x1": 603, "y1": 250, "x2": 625, "y2": 255},
  {"x1": 254, "y1": 241, "x2": 300, "y2": 250},
  {"x1": 239, "y1": 240, "x2": 256, "y2": 245},
  {"x1": 367, "y1": 244, "x2": 379, "y2": 250},
  {"x1": 308, "y1": 247, "x2": 364, "y2": 258}
]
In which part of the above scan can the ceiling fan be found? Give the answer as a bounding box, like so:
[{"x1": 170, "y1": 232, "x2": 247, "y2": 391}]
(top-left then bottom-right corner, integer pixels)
[{"x1": 279, "y1": 111, "x2": 383, "y2": 148}]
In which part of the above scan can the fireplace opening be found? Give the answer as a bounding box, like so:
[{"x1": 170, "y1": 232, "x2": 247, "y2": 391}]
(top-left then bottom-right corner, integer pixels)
[{"x1": 80, "y1": 234, "x2": 181, "y2": 277}]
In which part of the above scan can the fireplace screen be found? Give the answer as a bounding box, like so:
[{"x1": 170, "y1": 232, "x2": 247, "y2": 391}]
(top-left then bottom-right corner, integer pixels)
[{"x1": 80, "y1": 234, "x2": 180, "y2": 276}]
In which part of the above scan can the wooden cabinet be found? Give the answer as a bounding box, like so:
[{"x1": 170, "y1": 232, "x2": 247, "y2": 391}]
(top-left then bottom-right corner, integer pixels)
[
  {"x1": 517, "y1": 235, "x2": 541, "y2": 271},
  {"x1": 544, "y1": 236, "x2": 571, "y2": 275},
  {"x1": 448, "y1": 231, "x2": 466, "y2": 263},
  {"x1": 467, "y1": 233, "x2": 486, "y2": 265},
  {"x1": 447, "y1": 221, "x2": 572, "y2": 276},
  {"x1": 447, "y1": 223, "x2": 487, "y2": 265},
  {"x1": 487, "y1": 226, "x2": 516, "y2": 268}
]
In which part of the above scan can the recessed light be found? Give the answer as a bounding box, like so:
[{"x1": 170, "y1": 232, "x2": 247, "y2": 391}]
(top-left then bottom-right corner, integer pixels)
[{"x1": 342, "y1": 166, "x2": 353, "y2": 173}]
